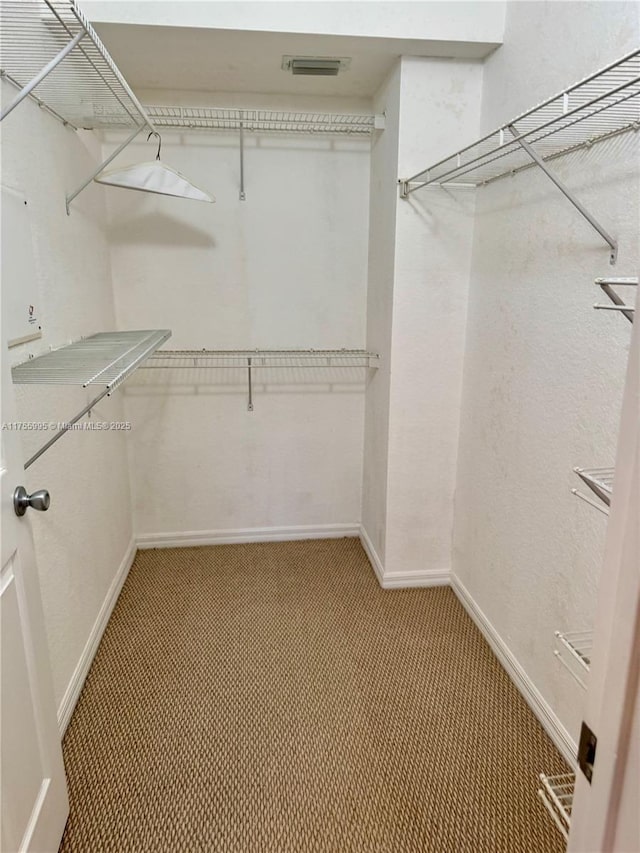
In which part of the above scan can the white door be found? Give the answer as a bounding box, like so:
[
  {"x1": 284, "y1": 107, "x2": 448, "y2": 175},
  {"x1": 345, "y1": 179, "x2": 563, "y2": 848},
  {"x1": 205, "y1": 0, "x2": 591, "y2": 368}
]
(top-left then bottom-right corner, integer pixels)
[
  {"x1": 1, "y1": 337, "x2": 69, "y2": 848},
  {"x1": 568, "y1": 296, "x2": 640, "y2": 850}
]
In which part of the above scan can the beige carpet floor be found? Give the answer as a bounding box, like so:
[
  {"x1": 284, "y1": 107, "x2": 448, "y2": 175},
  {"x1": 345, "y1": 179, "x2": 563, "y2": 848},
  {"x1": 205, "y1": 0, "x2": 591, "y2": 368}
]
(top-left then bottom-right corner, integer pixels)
[{"x1": 59, "y1": 538, "x2": 568, "y2": 852}]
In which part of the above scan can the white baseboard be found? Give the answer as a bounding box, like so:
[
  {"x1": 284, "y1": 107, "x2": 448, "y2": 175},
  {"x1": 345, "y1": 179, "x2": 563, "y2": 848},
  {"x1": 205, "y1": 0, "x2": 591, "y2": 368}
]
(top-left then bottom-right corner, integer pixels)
[
  {"x1": 450, "y1": 573, "x2": 578, "y2": 768},
  {"x1": 359, "y1": 526, "x2": 450, "y2": 588},
  {"x1": 57, "y1": 538, "x2": 137, "y2": 735},
  {"x1": 381, "y1": 569, "x2": 450, "y2": 588},
  {"x1": 359, "y1": 525, "x2": 384, "y2": 584},
  {"x1": 136, "y1": 523, "x2": 360, "y2": 550}
]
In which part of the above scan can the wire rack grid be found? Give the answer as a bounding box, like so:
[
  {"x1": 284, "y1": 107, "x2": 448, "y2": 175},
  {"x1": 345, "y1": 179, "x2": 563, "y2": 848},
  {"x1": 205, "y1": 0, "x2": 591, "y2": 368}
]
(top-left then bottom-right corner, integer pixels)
[
  {"x1": 404, "y1": 49, "x2": 640, "y2": 190},
  {"x1": 0, "y1": 0, "x2": 152, "y2": 129},
  {"x1": 12, "y1": 330, "x2": 171, "y2": 393},
  {"x1": 144, "y1": 106, "x2": 379, "y2": 136},
  {"x1": 538, "y1": 773, "x2": 575, "y2": 841}
]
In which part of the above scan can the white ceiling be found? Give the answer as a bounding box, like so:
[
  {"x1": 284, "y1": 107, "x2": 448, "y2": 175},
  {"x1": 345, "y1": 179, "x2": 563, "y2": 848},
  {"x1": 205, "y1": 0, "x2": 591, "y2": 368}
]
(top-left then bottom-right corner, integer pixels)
[{"x1": 95, "y1": 22, "x2": 499, "y2": 98}]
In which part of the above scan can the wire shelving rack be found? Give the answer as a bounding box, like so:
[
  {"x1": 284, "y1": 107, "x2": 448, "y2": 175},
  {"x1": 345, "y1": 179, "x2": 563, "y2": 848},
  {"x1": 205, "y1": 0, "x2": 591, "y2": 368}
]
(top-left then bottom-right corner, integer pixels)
[
  {"x1": 144, "y1": 106, "x2": 382, "y2": 136},
  {"x1": 554, "y1": 630, "x2": 593, "y2": 690},
  {"x1": 145, "y1": 349, "x2": 380, "y2": 369},
  {"x1": 141, "y1": 349, "x2": 380, "y2": 412},
  {"x1": 538, "y1": 773, "x2": 575, "y2": 841},
  {"x1": 0, "y1": 0, "x2": 153, "y2": 130},
  {"x1": 572, "y1": 467, "x2": 614, "y2": 515},
  {"x1": 400, "y1": 48, "x2": 640, "y2": 265},
  {"x1": 401, "y1": 49, "x2": 640, "y2": 192},
  {"x1": 12, "y1": 329, "x2": 171, "y2": 467}
]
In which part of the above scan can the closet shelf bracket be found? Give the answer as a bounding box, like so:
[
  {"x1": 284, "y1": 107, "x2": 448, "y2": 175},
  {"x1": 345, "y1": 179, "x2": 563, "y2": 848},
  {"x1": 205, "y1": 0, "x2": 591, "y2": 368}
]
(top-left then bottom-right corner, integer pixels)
[
  {"x1": 506, "y1": 125, "x2": 618, "y2": 264},
  {"x1": 593, "y1": 276, "x2": 637, "y2": 322},
  {"x1": 239, "y1": 114, "x2": 246, "y2": 201}
]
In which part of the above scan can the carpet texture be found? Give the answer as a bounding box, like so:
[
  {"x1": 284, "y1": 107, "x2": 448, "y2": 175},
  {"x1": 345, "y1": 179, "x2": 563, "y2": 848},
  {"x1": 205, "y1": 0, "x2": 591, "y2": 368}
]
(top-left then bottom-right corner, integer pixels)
[{"x1": 59, "y1": 538, "x2": 568, "y2": 852}]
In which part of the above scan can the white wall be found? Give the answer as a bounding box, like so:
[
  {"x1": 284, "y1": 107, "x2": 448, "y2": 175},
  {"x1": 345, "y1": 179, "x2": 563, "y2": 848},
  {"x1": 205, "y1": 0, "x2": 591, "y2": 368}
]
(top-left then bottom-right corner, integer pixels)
[
  {"x1": 361, "y1": 57, "x2": 483, "y2": 584},
  {"x1": 105, "y1": 92, "x2": 370, "y2": 541},
  {"x1": 385, "y1": 57, "x2": 482, "y2": 582},
  {"x1": 452, "y1": 0, "x2": 640, "y2": 745},
  {"x1": 1, "y1": 81, "x2": 134, "y2": 716},
  {"x1": 83, "y1": 1, "x2": 506, "y2": 46},
  {"x1": 360, "y1": 62, "x2": 401, "y2": 569}
]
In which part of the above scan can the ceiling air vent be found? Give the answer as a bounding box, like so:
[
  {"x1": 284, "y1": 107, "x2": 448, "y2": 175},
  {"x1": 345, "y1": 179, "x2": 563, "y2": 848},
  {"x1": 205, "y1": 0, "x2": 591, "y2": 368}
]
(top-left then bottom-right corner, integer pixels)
[{"x1": 282, "y1": 56, "x2": 351, "y2": 76}]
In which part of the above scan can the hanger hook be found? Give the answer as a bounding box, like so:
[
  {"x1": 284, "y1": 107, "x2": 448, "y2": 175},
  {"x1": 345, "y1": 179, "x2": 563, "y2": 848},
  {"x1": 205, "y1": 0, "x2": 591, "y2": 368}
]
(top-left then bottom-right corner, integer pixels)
[{"x1": 147, "y1": 130, "x2": 162, "y2": 160}]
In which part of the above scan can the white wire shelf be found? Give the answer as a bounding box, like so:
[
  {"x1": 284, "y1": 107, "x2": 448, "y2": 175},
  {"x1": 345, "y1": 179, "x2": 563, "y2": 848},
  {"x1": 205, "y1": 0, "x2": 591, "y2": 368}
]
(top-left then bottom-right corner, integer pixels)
[
  {"x1": 554, "y1": 630, "x2": 593, "y2": 689},
  {"x1": 0, "y1": 0, "x2": 154, "y2": 131},
  {"x1": 572, "y1": 467, "x2": 614, "y2": 515},
  {"x1": 594, "y1": 276, "x2": 637, "y2": 322},
  {"x1": 13, "y1": 329, "x2": 171, "y2": 469},
  {"x1": 144, "y1": 106, "x2": 382, "y2": 136},
  {"x1": 402, "y1": 48, "x2": 640, "y2": 191},
  {"x1": 141, "y1": 349, "x2": 378, "y2": 412},
  {"x1": 12, "y1": 330, "x2": 171, "y2": 392},
  {"x1": 538, "y1": 773, "x2": 574, "y2": 841},
  {"x1": 144, "y1": 349, "x2": 380, "y2": 369}
]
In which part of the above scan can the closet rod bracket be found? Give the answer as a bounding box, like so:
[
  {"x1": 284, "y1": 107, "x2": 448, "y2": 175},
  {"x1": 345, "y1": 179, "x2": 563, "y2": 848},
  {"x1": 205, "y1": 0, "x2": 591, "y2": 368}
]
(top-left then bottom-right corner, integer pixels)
[
  {"x1": 239, "y1": 116, "x2": 246, "y2": 201},
  {"x1": 507, "y1": 125, "x2": 618, "y2": 265},
  {"x1": 247, "y1": 357, "x2": 253, "y2": 411}
]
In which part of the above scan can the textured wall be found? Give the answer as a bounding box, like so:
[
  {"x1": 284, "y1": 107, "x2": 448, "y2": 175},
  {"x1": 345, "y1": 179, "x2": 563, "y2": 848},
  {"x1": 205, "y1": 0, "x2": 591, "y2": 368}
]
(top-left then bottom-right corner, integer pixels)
[
  {"x1": 384, "y1": 57, "x2": 482, "y2": 580},
  {"x1": 1, "y1": 81, "x2": 133, "y2": 712},
  {"x1": 361, "y1": 62, "x2": 401, "y2": 565},
  {"x1": 452, "y1": 1, "x2": 640, "y2": 742},
  {"x1": 362, "y1": 58, "x2": 483, "y2": 581},
  {"x1": 105, "y1": 93, "x2": 370, "y2": 539}
]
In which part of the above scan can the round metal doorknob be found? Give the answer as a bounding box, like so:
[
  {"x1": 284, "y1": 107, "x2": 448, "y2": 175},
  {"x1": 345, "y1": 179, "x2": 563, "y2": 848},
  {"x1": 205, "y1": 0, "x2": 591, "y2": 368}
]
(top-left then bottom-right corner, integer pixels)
[{"x1": 13, "y1": 486, "x2": 51, "y2": 517}]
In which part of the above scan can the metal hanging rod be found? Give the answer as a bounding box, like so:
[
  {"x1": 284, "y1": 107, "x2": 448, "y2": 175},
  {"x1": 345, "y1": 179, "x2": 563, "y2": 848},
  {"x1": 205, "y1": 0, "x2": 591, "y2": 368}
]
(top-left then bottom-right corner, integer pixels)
[
  {"x1": 399, "y1": 48, "x2": 640, "y2": 265},
  {"x1": 142, "y1": 349, "x2": 379, "y2": 412},
  {"x1": 554, "y1": 630, "x2": 593, "y2": 690},
  {"x1": 594, "y1": 276, "x2": 637, "y2": 322},
  {"x1": 12, "y1": 329, "x2": 171, "y2": 468},
  {"x1": 538, "y1": 773, "x2": 574, "y2": 841},
  {"x1": 143, "y1": 106, "x2": 385, "y2": 136}
]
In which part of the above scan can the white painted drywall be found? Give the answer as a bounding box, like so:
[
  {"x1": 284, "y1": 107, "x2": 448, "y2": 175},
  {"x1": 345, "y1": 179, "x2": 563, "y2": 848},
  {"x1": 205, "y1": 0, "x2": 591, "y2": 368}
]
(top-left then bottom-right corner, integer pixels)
[
  {"x1": 360, "y1": 62, "x2": 401, "y2": 568},
  {"x1": 385, "y1": 57, "x2": 483, "y2": 581},
  {"x1": 104, "y1": 91, "x2": 370, "y2": 540},
  {"x1": 1, "y1": 81, "x2": 134, "y2": 712},
  {"x1": 452, "y1": 1, "x2": 640, "y2": 741},
  {"x1": 361, "y1": 57, "x2": 483, "y2": 581},
  {"x1": 83, "y1": 1, "x2": 506, "y2": 45}
]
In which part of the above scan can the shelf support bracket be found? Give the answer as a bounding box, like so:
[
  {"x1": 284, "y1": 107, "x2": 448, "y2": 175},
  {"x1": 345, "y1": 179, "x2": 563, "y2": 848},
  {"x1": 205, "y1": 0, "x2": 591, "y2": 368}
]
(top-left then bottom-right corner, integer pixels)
[
  {"x1": 595, "y1": 279, "x2": 635, "y2": 323},
  {"x1": 507, "y1": 124, "x2": 618, "y2": 265},
  {"x1": 65, "y1": 124, "x2": 145, "y2": 214},
  {"x1": 24, "y1": 387, "x2": 110, "y2": 470},
  {"x1": 239, "y1": 113, "x2": 246, "y2": 201},
  {"x1": 247, "y1": 357, "x2": 253, "y2": 411},
  {"x1": 0, "y1": 30, "x2": 86, "y2": 123}
]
